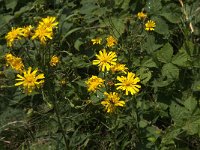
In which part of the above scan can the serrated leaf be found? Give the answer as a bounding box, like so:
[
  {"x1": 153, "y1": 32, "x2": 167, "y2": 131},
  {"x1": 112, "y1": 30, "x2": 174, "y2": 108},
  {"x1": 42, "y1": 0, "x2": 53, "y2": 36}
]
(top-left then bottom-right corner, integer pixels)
[
  {"x1": 152, "y1": 78, "x2": 173, "y2": 87},
  {"x1": 172, "y1": 50, "x2": 190, "y2": 67},
  {"x1": 146, "y1": 0, "x2": 162, "y2": 14},
  {"x1": 157, "y1": 43, "x2": 173, "y2": 63},
  {"x1": 184, "y1": 96, "x2": 197, "y2": 113},
  {"x1": 183, "y1": 118, "x2": 200, "y2": 135},
  {"x1": 142, "y1": 35, "x2": 162, "y2": 54},
  {"x1": 161, "y1": 63, "x2": 179, "y2": 79},
  {"x1": 170, "y1": 101, "x2": 189, "y2": 125},
  {"x1": 160, "y1": 3, "x2": 181, "y2": 23},
  {"x1": 152, "y1": 16, "x2": 169, "y2": 35},
  {"x1": 141, "y1": 57, "x2": 157, "y2": 68},
  {"x1": 5, "y1": 0, "x2": 18, "y2": 10},
  {"x1": 136, "y1": 67, "x2": 152, "y2": 85},
  {"x1": 100, "y1": 16, "x2": 126, "y2": 38},
  {"x1": 161, "y1": 128, "x2": 181, "y2": 145}
]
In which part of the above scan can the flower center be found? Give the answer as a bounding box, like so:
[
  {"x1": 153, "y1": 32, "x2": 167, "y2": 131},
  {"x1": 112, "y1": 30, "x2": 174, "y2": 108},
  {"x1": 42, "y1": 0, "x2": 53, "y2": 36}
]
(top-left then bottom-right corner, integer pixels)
[
  {"x1": 123, "y1": 80, "x2": 131, "y2": 87},
  {"x1": 25, "y1": 75, "x2": 35, "y2": 84}
]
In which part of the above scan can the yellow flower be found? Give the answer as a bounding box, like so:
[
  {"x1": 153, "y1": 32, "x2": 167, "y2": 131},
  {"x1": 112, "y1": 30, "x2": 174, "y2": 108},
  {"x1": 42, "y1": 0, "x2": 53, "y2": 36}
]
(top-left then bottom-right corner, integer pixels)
[
  {"x1": 91, "y1": 37, "x2": 102, "y2": 45},
  {"x1": 60, "y1": 79, "x2": 67, "y2": 85},
  {"x1": 5, "y1": 53, "x2": 24, "y2": 72},
  {"x1": 101, "y1": 92, "x2": 125, "y2": 113},
  {"x1": 93, "y1": 49, "x2": 117, "y2": 72},
  {"x1": 39, "y1": 16, "x2": 58, "y2": 30},
  {"x1": 21, "y1": 25, "x2": 33, "y2": 38},
  {"x1": 145, "y1": 20, "x2": 156, "y2": 31},
  {"x1": 110, "y1": 63, "x2": 128, "y2": 74},
  {"x1": 5, "y1": 27, "x2": 23, "y2": 47},
  {"x1": 5, "y1": 53, "x2": 14, "y2": 65},
  {"x1": 32, "y1": 26, "x2": 53, "y2": 44},
  {"x1": 15, "y1": 67, "x2": 45, "y2": 94},
  {"x1": 10, "y1": 57, "x2": 24, "y2": 72},
  {"x1": 50, "y1": 55, "x2": 59, "y2": 66},
  {"x1": 137, "y1": 12, "x2": 147, "y2": 20},
  {"x1": 85, "y1": 75, "x2": 104, "y2": 92},
  {"x1": 115, "y1": 72, "x2": 141, "y2": 95},
  {"x1": 106, "y1": 35, "x2": 117, "y2": 47}
]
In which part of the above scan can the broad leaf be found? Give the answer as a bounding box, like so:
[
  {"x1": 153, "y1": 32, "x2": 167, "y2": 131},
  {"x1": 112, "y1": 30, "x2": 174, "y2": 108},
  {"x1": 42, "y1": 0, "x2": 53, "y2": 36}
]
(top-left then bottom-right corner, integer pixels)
[{"x1": 157, "y1": 43, "x2": 173, "y2": 63}]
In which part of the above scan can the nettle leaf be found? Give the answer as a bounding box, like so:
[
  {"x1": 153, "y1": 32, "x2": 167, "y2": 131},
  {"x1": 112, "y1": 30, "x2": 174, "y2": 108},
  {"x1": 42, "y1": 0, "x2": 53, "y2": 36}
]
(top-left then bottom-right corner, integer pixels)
[
  {"x1": 161, "y1": 128, "x2": 181, "y2": 146},
  {"x1": 79, "y1": 1, "x2": 99, "y2": 15},
  {"x1": 182, "y1": 41, "x2": 195, "y2": 56},
  {"x1": 183, "y1": 118, "x2": 200, "y2": 135},
  {"x1": 115, "y1": 0, "x2": 130, "y2": 10},
  {"x1": 152, "y1": 78, "x2": 173, "y2": 87},
  {"x1": 101, "y1": 15, "x2": 126, "y2": 38},
  {"x1": 183, "y1": 96, "x2": 197, "y2": 113},
  {"x1": 170, "y1": 101, "x2": 189, "y2": 126},
  {"x1": 146, "y1": 0, "x2": 162, "y2": 14},
  {"x1": 152, "y1": 16, "x2": 169, "y2": 35},
  {"x1": 161, "y1": 63, "x2": 179, "y2": 80},
  {"x1": 5, "y1": 0, "x2": 18, "y2": 10},
  {"x1": 141, "y1": 57, "x2": 157, "y2": 68},
  {"x1": 157, "y1": 43, "x2": 173, "y2": 63},
  {"x1": 142, "y1": 35, "x2": 163, "y2": 54},
  {"x1": 136, "y1": 67, "x2": 152, "y2": 85},
  {"x1": 172, "y1": 49, "x2": 190, "y2": 67},
  {"x1": 160, "y1": 3, "x2": 181, "y2": 23}
]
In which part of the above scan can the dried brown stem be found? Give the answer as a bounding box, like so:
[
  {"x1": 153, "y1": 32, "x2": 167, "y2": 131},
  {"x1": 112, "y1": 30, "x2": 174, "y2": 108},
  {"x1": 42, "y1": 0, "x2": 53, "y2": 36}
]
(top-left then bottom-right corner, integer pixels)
[{"x1": 179, "y1": 0, "x2": 194, "y2": 33}]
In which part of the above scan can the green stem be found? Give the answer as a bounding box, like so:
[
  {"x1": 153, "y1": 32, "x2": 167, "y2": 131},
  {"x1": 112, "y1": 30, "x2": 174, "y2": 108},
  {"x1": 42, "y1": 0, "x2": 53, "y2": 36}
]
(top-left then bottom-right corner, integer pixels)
[
  {"x1": 53, "y1": 99, "x2": 69, "y2": 149},
  {"x1": 47, "y1": 84, "x2": 69, "y2": 149}
]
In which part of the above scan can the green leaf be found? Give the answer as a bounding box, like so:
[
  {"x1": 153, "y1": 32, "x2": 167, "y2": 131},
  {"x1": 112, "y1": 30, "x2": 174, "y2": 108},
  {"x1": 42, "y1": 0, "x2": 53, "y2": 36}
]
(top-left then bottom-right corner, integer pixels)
[
  {"x1": 141, "y1": 57, "x2": 157, "y2": 68},
  {"x1": 5, "y1": 0, "x2": 18, "y2": 10},
  {"x1": 192, "y1": 80, "x2": 200, "y2": 92},
  {"x1": 146, "y1": 0, "x2": 162, "y2": 14},
  {"x1": 139, "y1": 120, "x2": 148, "y2": 128},
  {"x1": 142, "y1": 35, "x2": 163, "y2": 54},
  {"x1": 172, "y1": 49, "x2": 190, "y2": 67},
  {"x1": 184, "y1": 96, "x2": 197, "y2": 113},
  {"x1": 161, "y1": 128, "x2": 181, "y2": 146},
  {"x1": 157, "y1": 43, "x2": 173, "y2": 63},
  {"x1": 101, "y1": 15, "x2": 126, "y2": 38},
  {"x1": 61, "y1": 27, "x2": 82, "y2": 44},
  {"x1": 161, "y1": 63, "x2": 179, "y2": 80},
  {"x1": 183, "y1": 118, "x2": 200, "y2": 135},
  {"x1": 152, "y1": 16, "x2": 169, "y2": 35},
  {"x1": 160, "y1": 3, "x2": 181, "y2": 23},
  {"x1": 152, "y1": 78, "x2": 173, "y2": 87},
  {"x1": 136, "y1": 67, "x2": 152, "y2": 85},
  {"x1": 0, "y1": 15, "x2": 13, "y2": 26},
  {"x1": 74, "y1": 39, "x2": 84, "y2": 51},
  {"x1": 170, "y1": 101, "x2": 189, "y2": 125}
]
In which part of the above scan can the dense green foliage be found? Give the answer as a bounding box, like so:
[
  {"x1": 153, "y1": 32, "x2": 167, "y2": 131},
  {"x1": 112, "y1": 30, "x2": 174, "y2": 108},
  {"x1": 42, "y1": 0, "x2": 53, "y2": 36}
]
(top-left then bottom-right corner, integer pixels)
[{"x1": 0, "y1": 0, "x2": 200, "y2": 149}]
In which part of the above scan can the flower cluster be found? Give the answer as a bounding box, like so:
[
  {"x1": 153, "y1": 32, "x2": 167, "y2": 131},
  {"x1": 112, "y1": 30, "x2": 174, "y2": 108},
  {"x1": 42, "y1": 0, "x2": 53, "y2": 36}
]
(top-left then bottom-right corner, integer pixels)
[
  {"x1": 137, "y1": 11, "x2": 156, "y2": 31},
  {"x1": 32, "y1": 16, "x2": 58, "y2": 44},
  {"x1": 86, "y1": 45, "x2": 141, "y2": 113},
  {"x1": 4, "y1": 16, "x2": 59, "y2": 94},
  {"x1": 5, "y1": 26, "x2": 33, "y2": 47},
  {"x1": 5, "y1": 53, "x2": 24, "y2": 72},
  {"x1": 91, "y1": 35, "x2": 117, "y2": 48},
  {"x1": 5, "y1": 16, "x2": 58, "y2": 47}
]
